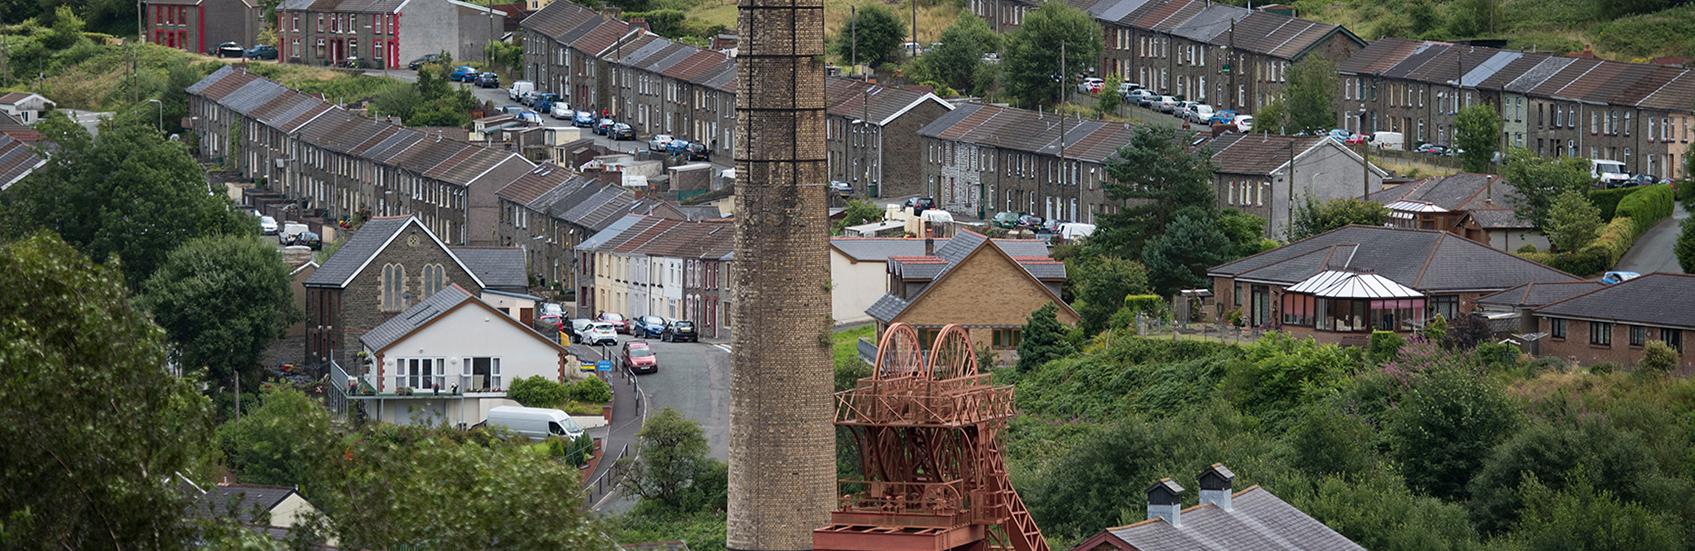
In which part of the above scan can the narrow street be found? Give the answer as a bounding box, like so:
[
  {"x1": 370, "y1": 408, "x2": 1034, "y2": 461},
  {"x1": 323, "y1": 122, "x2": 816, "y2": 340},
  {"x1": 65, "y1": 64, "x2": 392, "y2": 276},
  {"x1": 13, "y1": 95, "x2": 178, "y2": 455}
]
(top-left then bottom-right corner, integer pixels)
[{"x1": 1616, "y1": 201, "x2": 1689, "y2": 274}]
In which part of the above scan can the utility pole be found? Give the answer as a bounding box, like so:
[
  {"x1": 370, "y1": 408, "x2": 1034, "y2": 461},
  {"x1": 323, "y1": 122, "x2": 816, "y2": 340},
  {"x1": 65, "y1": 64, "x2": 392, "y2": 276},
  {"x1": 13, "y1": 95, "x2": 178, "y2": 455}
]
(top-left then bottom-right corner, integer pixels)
[
  {"x1": 1059, "y1": 42, "x2": 1067, "y2": 221},
  {"x1": 1286, "y1": 139, "x2": 1295, "y2": 238},
  {"x1": 1361, "y1": 140, "x2": 1370, "y2": 200},
  {"x1": 910, "y1": 0, "x2": 918, "y2": 59},
  {"x1": 1226, "y1": 19, "x2": 1235, "y2": 111},
  {"x1": 851, "y1": 5, "x2": 858, "y2": 80}
]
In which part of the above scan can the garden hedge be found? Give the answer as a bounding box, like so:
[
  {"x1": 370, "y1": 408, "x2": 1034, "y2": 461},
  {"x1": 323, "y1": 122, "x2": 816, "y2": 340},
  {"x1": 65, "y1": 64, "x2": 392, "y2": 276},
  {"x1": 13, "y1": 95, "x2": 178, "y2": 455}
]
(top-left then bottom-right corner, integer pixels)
[
  {"x1": 1616, "y1": 184, "x2": 1674, "y2": 235},
  {"x1": 1588, "y1": 186, "x2": 1641, "y2": 220}
]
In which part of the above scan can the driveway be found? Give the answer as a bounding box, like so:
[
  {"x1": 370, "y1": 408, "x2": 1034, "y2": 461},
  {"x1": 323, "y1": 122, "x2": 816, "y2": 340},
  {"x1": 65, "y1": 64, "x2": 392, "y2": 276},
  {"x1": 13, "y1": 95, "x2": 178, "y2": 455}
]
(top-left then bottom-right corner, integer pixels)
[
  {"x1": 1616, "y1": 201, "x2": 1689, "y2": 274},
  {"x1": 586, "y1": 335, "x2": 731, "y2": 512}
]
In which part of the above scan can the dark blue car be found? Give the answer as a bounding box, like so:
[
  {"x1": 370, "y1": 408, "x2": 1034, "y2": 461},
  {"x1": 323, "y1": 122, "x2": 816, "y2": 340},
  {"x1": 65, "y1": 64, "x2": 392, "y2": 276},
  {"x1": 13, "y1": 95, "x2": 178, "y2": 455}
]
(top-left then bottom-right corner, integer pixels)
[
  {"x1": 449, "y1": 66, "x2": 478, "y2": 82},
  {"x1": 573, "y1": 111, "x2": 596, "y2": 128},
  {"x1": 634, "y1": 315, "x2": 668, "y2": 338}
]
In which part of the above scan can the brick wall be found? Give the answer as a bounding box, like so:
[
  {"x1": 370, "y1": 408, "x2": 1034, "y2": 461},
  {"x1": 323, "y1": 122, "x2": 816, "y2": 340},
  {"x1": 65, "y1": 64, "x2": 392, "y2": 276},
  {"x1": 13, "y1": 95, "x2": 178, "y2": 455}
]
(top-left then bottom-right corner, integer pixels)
[{"x1": 1536, "y1": 316, "x2": 1695, "y2": 370}]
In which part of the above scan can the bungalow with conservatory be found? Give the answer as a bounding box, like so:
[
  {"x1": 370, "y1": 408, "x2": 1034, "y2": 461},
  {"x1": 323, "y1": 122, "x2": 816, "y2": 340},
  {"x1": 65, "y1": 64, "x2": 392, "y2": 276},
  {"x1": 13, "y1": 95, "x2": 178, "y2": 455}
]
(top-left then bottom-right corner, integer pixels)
[{"x1": 1207, "y1": 225, "x2": 1578, "y2": 345}]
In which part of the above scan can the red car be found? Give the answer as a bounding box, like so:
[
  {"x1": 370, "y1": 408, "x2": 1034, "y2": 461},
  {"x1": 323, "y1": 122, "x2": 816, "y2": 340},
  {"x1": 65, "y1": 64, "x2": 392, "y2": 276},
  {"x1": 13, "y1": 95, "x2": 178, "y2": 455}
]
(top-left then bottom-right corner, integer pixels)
[
  {"x1": 598, "y1": 312, "x2": 629, "y2": 334},
  {"x1": 622, "y1": 341, "x2": 659, "y2": 374}
]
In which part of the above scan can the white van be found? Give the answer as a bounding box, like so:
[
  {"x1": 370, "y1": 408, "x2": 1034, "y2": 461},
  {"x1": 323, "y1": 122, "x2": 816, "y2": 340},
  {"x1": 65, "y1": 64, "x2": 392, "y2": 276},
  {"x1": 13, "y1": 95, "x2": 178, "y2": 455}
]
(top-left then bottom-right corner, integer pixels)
[
  {"x1": 485, "y1": 406, "x2": 584, "y2": 440},
  {"x1": 508, "y1": 80, "x2": 535, "y2": 102},
  {"x1": 1591, "y1": 159, "x2": 1630, "y2": 187},
  {"x1": 1370, "y1": 131, "x2": 1405, "y2": 151},
  {"x1": 278, "y1": 222, "x2": 309, "y2": 244}
]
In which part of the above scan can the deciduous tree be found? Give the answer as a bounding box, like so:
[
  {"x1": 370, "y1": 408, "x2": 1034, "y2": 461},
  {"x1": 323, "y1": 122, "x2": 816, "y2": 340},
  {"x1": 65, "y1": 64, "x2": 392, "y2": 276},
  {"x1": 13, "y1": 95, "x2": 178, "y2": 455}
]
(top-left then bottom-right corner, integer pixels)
[
  {"x1": 1067, "y1": 255, "x2": 1151, "y2": 334},
  {"x1": 1002, "y1": 2, "x2": 1101, "y2": 108},
  {"x1": 1258, "y1": 55, "x2": 1338, "y2": 135},
  {"x1": 1387, "y1": 367, "x2": 1517, "y2": 501},
  {"x1": 624, "y1": 408, "x2": 717, "y2": 509},
  {"x1": 1502, "y1": 147, "x2": 1591, "y2": 230},
  {"x1": 1289, "y1": 196, "x2": 1389, "y2": 240},
  {"x1": 0, "y1": 233, "x2": 213, "y2": 548},
  {"x1": 141, "y1": 235, "x2": 297, "y2": 388},
  {"x1": 215, "y1": 385, "x2": 337, "y2": 487},
  {"x1": 1455, "y1": 103, "x2": 1502, "y2": 173},
  {"x1": 1675, "y1": 217, "x2": 1695, "y2": 273},
  {"x1": 911, "y1": 14, "x2": 1000, "y2": 96},
  {"x1": 1545, "y1": 189, "x2": 1602, "y2": 252},
  {"x1": 831, "y1": 5, "x2": 906, "y2": 68}
]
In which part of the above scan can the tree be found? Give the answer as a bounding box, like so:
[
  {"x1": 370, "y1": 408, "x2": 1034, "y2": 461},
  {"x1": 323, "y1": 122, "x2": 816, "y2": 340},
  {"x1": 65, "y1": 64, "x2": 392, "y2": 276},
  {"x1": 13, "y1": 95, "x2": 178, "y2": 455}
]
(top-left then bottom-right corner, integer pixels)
[
  {"x1": 912, "y1": 14, "x2": 1000, "y2": 96},
  {"x1": 1386, "y1": 367, "x2": 1517, "y2": 501},
  {"x1": 507, "y1": 375, "x2": 571, "y2": 407},
  {"x1": 1097, "y1": 74, "x2": 1123, "y2": 116},
  {"x1": 140, "y1": 235, "x2": 297, "y2": 388},
  {"x1": 44, "y1": 6, "x2": 86, "y2": 50},
  {"x1": 1092, "y1": 126, "x2": 1216, "y2": 259},
  {"x1": 1285, "y1": 407, "x2": 1378, "y2": 479},
  {"x1": 0, "y1": 233, "x2": 213, "y2": 547},
  {"x1": 306, "y1": 424, "x2": 605, "y2": 548},
  {"x1": 215, "y1": 385, "x2": 337, "y2": 487},
  {"x1": 0, "y1": 116, "x2": 250, "y2": 288},
  {"x1": 624, "y1": 408, "x2": 717, "y2": 509},
  {"x1": 1511, "y1": 477, "x2": 1681, "y2": 551},
  {"x1": 1141, "y1": 211, "x2": 1231, "y2": 297},
  {"x1": 1281, "y1": 54, "x2": 1335, "y2": 133},
  {"x1": 1017, "y1": 303, "x2": 1075, "y2": 372},
  {"x1": 1443, "y1": 0, "x2": 1496, "y2": 37},
  {"x1": 1001, "y1": 2, "x2": 1101, "y2": 108},
  {"x1": 1068, "y1": 255, "x2": 1151, "y2": 334},
  {"x1": 1676, "y1": 217, "x2": 1695, "y2": 273},
  {"x1": 1545, "y1": 189, "x2": 1602, "y2": 252},
  {"x1": 1502, "y1": 147, "x2": 1591, "y2": 230},
  {"x1": 1288, "y1": 196, "x2": 1390, "y2": 240},
  {"x1": 831, "y1": 5, "x2": 905, "y2": 68},
  {"x1": 1640, "y1": 340, "x2": 1679, "y2": 372},
  {"x1": 1295, "y1": 468, "x2": 1483, "y2": 551},
  {"x1": 1466, "y1": 419, "x2": 1657, "y2": 534},
  {"x1": 1216, "y1": 209, "x2": 1276, "y2": 258},
  {"x1": 1455, "y1": 104, "x2": 1502, "y2": 173}
]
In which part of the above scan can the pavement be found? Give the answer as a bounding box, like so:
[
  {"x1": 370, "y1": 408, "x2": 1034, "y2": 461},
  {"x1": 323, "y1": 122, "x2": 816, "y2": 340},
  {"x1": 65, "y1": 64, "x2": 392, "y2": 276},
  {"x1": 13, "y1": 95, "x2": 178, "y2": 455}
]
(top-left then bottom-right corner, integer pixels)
[
  {"x1": 1616, "y1": 201, "x2": 1689, "y2": 274},
  {"x1": 576, "y1": 334, "x2": 732, "y2": 513}
]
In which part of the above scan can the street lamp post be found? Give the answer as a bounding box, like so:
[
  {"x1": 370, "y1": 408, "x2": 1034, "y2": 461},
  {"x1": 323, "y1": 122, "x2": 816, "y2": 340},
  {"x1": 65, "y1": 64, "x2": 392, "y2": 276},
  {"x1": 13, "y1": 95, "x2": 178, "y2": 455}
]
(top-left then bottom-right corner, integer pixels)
[{"x1": 146, "y1": 98, "x2": 162, "y2": 132}]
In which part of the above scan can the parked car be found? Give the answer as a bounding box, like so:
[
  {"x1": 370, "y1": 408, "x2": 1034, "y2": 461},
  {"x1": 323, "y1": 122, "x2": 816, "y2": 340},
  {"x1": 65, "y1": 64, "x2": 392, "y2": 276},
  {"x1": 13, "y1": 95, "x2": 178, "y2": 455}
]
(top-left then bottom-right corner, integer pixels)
[
  {"x1": 665, "y1": 139, "x2": 693, "y2": 156},
  {"x1": 681, "y1": 141, "x2": 711, "y2": 161},
  {"x1": 649, "y1": 134, "x2": 675, "y2": 151},
  {"x1": 538, "y1": 314, "x2": 566, "y2": 334},
  {"x1": 407, "y1": 53, "x2": 443, "y2": 70},
  {"x1": 568, "y1": 318, "x2": 593, "y2": 340},
  {"x1": 622, "y1": 341, "x2": 659, "y2": 374},
  {"x1": 285, "y1": 231, "x2": 322, "y2": 250},
  {"x1": 991, "y1": 211, "x2": 1022, "y2": 229},
  {"x1": 594, "y1": 118, "x2": 616, "y2": 135},
  {"x1": 1233, "y1": 115, "x2": 1254, "y2": 133},
  {"x1": 1188, "y1": 104, "x2": 1215, "y2": 124},
  {"x1": 278, "y1": 222, "x2": 309, "y2": 244},
  {"x1": 484, "y1": 406, "x2": 584, "y2": 440},
  {"x1": 598, "y1": 312, "x2": 629, "y2": 334},
  {"x1": 215, "y1": 41, "x2": 245, "y2": 58},
  {"x1": 244, "y1": 44, "x2": 277, "y2": 60},
  {"x1": 474, "y1": 72, "x2": 500, "y2": 88},
  {"x1": 634, "y1": 315, "x2": 668, "y2": 338},
  {"x1": 1153, "y1": 96, "x2": 1179, "y2": 112},
  {"x1": 830, "y1": 180, "x2": 853, "y2": 198},
  {"x1": 1017, "y1": 213, "x2": 1045, "y2": 230},
  {"x1": 584, "y1": 322, "x2": 619, "y2": 346},
  {"x1": 1592, "y1": 159, "x2": 1631, "y2": 187},
  {"x1": 449, "y1": 66, "x2": 478, "y2": 82},
  {"x1": 508, "y1": 80, "x2": 535, "y2": 101},
  {"x1": 1601, "y1": 271, "x2": 1642, "y2": 285},
  {"x1": 661, "y1": 320, "x2": 697, "y2": 342},
  {"x1": 1127, "y1": 88, "x2": 1156, "y2": 105},
  {"x1": 1117, "y1": 81, "x2": 1141, "y2": 97},
  {"x1": 515, "y1": 111, "x2": 543, "y2": 125},
  {"x1": 573, "y1": 111, "x2": 596, "y2": 128},
  {"x1": 1078, "y1": 77, "x2": 1105, "y2": 95},
  {"x1": 530, "y1": 93, "x2": 561, "y2": 112},
  {"x1": 1208, "y1": 109, "x2": 1237, "y2": 126},
  {"x1": 550, "y1": 101, "x2": 574, "y2": 119},
  {"x1": 258, "y1": 215, "x2": 279, "y2": 235},
  {"x1": 609, "y1": 122, "x2": 635, "y2": 140},
  {"x1": 1626, "y1": 174, "x2": 1661, "y2": 187},
  {"x1": 903, "y1": 196, "x2": 936, "y2": 215}
]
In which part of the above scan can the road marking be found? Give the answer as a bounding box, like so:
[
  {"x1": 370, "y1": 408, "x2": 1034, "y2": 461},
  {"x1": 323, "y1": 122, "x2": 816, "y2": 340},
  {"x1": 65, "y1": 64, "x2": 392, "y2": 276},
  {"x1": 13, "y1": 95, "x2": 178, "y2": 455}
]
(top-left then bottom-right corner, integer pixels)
[{"x1": 713, "y1": 344, "x2": 732, "y2": 354}]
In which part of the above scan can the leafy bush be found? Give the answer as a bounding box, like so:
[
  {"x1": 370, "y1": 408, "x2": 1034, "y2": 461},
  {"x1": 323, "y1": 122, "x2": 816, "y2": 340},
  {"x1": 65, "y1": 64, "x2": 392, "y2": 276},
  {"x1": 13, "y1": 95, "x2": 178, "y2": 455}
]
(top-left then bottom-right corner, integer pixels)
[
  {"x1": 1616, "y1": 184, "x2": 1675, "y2": 235},
  {"x1": 1678, "y1": 217, "x2": 1695, "y2": 274},
  {"x1": 1640, "y1": 341, "x2": 1679, "y2": 373},
  {"x1": 1520, "y1": 247, "x2": 1611, "y2": 277},
  {"x1": 1588, "y1": 186, "x2": 1642, "y2": 220},
  {"x1": 508, "y1": 375, "x2": 571, "y2": 408},
  {"x1": 569, "y1": 376, "x2": 613, "y2": 404},
  {"x1": 1222, "y1": 332, "x2": 1356, "y2": 418},
  {"x1": 547, "y1": 432, "x2": 595, "y2": 467},
  {"x1": 1368, "y1": 331, "x2": 1405, "y2": 364},
  {"x1": 1475, "y1": 342, "x2": 1521, "y2": 369},
  {"x1": 1387, "y1": 367, "x2": 1518, "y2": 501},
  {"x1": 1517, "y1": 243, "x2": 1539, "y2": 254},
  {"x1": 1589, "y1": 217, "x2": 1639, "y2": 265}
]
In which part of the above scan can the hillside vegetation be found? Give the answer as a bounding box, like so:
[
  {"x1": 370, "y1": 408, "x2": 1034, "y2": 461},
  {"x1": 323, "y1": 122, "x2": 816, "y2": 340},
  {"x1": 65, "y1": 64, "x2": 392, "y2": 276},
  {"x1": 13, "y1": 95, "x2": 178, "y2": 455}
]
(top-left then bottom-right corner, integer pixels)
[{"x1": 1280, "y1": 0, "x2": 1695, "y2": 61}]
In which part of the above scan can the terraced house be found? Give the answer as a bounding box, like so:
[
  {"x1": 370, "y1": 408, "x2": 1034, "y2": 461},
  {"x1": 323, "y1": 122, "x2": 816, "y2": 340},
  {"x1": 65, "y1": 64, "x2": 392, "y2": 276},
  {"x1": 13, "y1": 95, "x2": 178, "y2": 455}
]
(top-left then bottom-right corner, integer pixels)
[
  {"x1": 519, "y1": 1, "x2": 639, "y2": 116},
  {"x1": 494, "y1": 162, "x2": 688, "y2": 297},
  {"x1": 576, "y1": 214, "x2": 736, "y2": 338},
  {"x1": 185, "y1": 66, "x2": 337, "y2": 188},
  {"x1": 917, "y1": 102, "x2": 1137, "y2": 222},
  {"x1": 141, "y1": 0, "x2": 262, "y2": 55},
  {"x1": 603, "y1": 32, "x2": 738, "y2": 152},
  {"x1": 1337, "y1": 38, "x2": 1695, "y2": 179},
  {"x1": 824, "y1": 77, "x2": 954, "y2": 199},
  {"x1": 276, "y1": 0, "x2": 506, "y2": 68}
]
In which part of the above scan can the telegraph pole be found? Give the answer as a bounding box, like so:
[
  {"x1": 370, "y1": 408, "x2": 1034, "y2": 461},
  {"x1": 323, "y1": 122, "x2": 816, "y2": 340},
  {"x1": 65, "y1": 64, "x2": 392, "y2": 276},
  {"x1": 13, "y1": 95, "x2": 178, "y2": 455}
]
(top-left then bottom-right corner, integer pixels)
[
  {"x1": 910, "y1": 0, "x2": 918, "y2": 58},
  {"x1": 1059, "y1": 42, "x2": 1067, "y2": 221}
]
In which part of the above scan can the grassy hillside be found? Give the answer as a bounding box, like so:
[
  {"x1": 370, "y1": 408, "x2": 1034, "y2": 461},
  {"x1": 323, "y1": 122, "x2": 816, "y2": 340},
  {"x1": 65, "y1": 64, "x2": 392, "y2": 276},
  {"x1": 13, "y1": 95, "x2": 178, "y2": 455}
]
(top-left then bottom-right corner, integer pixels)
[
  {"x1": 684, "y1": 0, "x2": 960, "y2": 47},
  {"x1": 1285, "y1": 0, "x2": 1695, "y2": 62}
]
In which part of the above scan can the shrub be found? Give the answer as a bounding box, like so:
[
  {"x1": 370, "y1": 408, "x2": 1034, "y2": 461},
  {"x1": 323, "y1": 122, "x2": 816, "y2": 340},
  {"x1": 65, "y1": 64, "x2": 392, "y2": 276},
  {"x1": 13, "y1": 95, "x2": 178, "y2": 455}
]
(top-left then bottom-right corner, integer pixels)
[
  {"x1": 1516, "y1": 243, "x2": 1538, "y2": 254},
  {"x1": 1587, "y1": 217, "x2": 1639, "y2": 265},
  {"x1": 1368, "y1": 331, "x2": 1405, "y2": 364},
  {"x1": 569, "y1": 376, "x2": 613, "y2": 404},
  {"x1": 1587, "y1": 186, "x2": 1641, "y2": 220},
  {"x1": 1615, "y1": 184, "x2": 1674, "y2": 235},
  {"x1": 1475, "y1": 342, "x2": 1520, "y2": 369},
  {"x1": 1122, "y1": 294, "x2": 1167, "y2": 320},
  {"x1": 508, "y1": 375, "x2": 571, "y2": 408},
  {"x1": 1421, "y1": 315, "x2": 1448, "y2": 342},
  {"x1": 1678, "y1": 217, "x2": 1695, "y2": 273},
  {"x1": 1522, "y1": 247, "x2": 1610, "y2": 277},
  {"x1": 1640, "y1": 341, "x2": 1678, "y2": 373}
]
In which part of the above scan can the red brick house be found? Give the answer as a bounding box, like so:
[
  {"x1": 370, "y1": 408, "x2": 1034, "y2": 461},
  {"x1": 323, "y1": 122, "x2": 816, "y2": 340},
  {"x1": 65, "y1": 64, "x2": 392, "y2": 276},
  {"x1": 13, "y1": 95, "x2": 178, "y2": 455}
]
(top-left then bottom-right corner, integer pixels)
[{"x1": 1530, "y1": 272, "x2": 1695, "y2": 369}]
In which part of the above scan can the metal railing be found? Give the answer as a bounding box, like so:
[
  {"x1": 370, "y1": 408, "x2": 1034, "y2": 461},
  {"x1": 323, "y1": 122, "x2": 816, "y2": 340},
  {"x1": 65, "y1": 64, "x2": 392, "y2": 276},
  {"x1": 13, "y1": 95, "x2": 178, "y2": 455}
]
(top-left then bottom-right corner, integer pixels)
[
  {"x1": 857, "y1": 336, "x2": 878, "y2": 366},
  {"x1": 837, "y1": 479, "x2": 967, "y2": 516},
  {"x1": 585, "y1": 443, "x2": 630, "y2": 506}
]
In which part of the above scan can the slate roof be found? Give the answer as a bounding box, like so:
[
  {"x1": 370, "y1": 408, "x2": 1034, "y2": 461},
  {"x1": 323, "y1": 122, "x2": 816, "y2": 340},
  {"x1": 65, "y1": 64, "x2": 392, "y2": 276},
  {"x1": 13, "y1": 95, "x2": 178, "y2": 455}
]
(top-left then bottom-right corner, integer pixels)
[
  {"x1": 1477, "y1": 281, "x2": 1605, "y2": 309},
  {"x1": 575, "y1": 214, "x2": 734, "y2": 259},
  {"x1": 1345, "y1": 39, "x2": 1695, "y2": 112},
  {"x1": 1535, "y1": 273, "x2": 1695, "y2": 329},
  {"x1": 1208, "y1": 225, "x2": 1578, "y2": 293},
  {"x1": 830, "y1": 238, "x2": 934, "y2": 261},
  {"x1": 497, "y1": 162, "x2": 578, "y2": 207},
  {"x1": 190, "y1": 484, "x2": 298, "y2": 524},
  {"x1": 1104, "y1": 486, "x2": 1364, "y2": 551},
  {"x1": 1366, "y1": 172, "x2": 1522, "y2": 213},
  {"x1": 450, "y1": 247, "x2": 529, "y2": 291},
  {"x1": 824, "y1": 77, "x2": 952, "y2": 126},
  {"x1": 918, "y1": 103, "x2": 1140, "y2": 163},
  {"x1": 278, "y1": 0, "x2": 406, "y2": 13},
  {"x1": 519, "y1": 0, "x2": 600, "y2": 38},
  {"x1": 0, "y1": 134, "x2": 45, "y2": 190},
  {"x1": 305, "y1": 217, "x2": 414, "y2": 287},
  {"x1": 188, "y1": 66, "x2": 336, "y2": 134},
  {"x1": 360, "y1": 285, "x2": 474, "y2": 352},
  {"x1": 1205, "y1": 133, "x2": 1323, "y2": 175},
  {"x1": 0, "y1": 112, "x2": 40, "y2": 142},
  {"x1": 865, "y1": 294, "x2": 910, "y2": 323},
  {"x1": 870, "y1": 231, "x2": 1072, "y2": 322}
]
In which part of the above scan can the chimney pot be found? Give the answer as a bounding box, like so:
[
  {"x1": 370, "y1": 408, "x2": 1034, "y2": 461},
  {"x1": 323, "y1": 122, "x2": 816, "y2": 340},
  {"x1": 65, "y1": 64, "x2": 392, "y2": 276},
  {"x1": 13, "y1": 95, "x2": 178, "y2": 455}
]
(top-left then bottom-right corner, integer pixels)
[
  {"x1": 1146, "y1": 478, "x2": 1185, "y2": 527},
  {"x1": 1198, "y1": 463, "x2": 1235, "y2": 512},
  {"x1": 924, "y1": 237, "x2": 935, "y2": 256}
]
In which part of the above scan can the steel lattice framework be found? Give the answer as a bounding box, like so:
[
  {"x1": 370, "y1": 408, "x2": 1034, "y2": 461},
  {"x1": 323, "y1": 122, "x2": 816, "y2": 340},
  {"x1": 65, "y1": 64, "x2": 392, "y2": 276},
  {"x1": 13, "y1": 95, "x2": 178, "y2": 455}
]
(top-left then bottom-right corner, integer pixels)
[{"x1": 813, "y1": 323, "x2": 1049, "y2": 551}]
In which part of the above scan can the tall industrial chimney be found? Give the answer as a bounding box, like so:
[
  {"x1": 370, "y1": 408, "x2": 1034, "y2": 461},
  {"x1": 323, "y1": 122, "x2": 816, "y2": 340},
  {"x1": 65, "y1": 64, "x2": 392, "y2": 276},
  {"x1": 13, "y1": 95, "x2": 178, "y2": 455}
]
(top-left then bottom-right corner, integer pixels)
[{"x1": 725, "y1": 0, "x2": 835, "y2": 545}]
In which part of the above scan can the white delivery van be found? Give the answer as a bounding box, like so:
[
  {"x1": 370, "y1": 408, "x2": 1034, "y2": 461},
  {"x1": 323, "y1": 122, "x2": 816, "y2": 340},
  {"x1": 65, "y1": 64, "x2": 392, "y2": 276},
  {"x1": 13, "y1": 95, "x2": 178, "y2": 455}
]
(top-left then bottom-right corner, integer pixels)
[
  {"x1": 1371, "y1": 131, "x2": 1405, "y2": 151},
  {"x1": 508, "y1": 80, "x2": 535, "y2": 102},
  {"x1": 278, "y1": 222, "x2": 309, "y2": 244},
  {"x1": 1591, "y1": 159, "x2": 1630, "y2": 187},
  {"x1": 485, "y1": 406, "x2": 584, "y2": 440}
]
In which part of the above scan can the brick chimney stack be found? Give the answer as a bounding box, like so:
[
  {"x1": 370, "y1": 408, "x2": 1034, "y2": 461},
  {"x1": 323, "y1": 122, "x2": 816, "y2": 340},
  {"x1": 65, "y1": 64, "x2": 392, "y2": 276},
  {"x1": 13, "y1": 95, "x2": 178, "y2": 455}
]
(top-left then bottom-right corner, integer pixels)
[{"x1": 724, "y1": 0, "x2": 835, "y2": 544}]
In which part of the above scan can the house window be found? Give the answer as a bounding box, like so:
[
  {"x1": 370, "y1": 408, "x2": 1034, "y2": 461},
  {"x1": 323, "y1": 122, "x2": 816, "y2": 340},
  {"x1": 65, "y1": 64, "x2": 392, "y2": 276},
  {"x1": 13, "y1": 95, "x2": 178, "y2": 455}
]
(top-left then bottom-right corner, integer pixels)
[
  {"x1": 462, "y1": 357, "x2": 503, "y2": 390},
  {"x1": 1590, "y1": 321, "x2": 1612, "y2": 347},
  {"x1": 400, "y1": 358, "x2": 444, "y2": 390},
  {"x1": 1428, "y1": 295, "x2": 1459, "y2": 321},
  {"x1": 1551, "y1": 318, "x2": 1565, "y2": 340},
  {"x1": 382, "y1": 263, "x2": 406, "y2": 312},
  {"x1": 422, "y1": 263, "x2": 446, "y2": 296},
  {"x1": 1630, "y1": 325, "x2": 1647, "y2": 347},
  {"x1": 1663, "y1": 328, "x2": 1683, "y2": 352},
  {"x1": 991, "y1": 328, "x2": 1021, "y2": 350}
]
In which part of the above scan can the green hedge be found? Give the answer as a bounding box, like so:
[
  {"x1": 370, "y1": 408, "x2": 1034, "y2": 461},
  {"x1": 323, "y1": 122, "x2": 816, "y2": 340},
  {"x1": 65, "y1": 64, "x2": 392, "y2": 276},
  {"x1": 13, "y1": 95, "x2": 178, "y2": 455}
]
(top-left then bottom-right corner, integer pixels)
[
  {"x1": 1519, "y1": 247, "x2": 1611, "y2": 277},
  {"x1": 1588, "y1": 186, "x2": 1642, "y2": 220},
  {"x1": 1616, "y1": 184, "x2": 1674, "y2": 235},
  {"x1": 1589, "y1": 217, "x2": 1639, "y2": 265}
]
